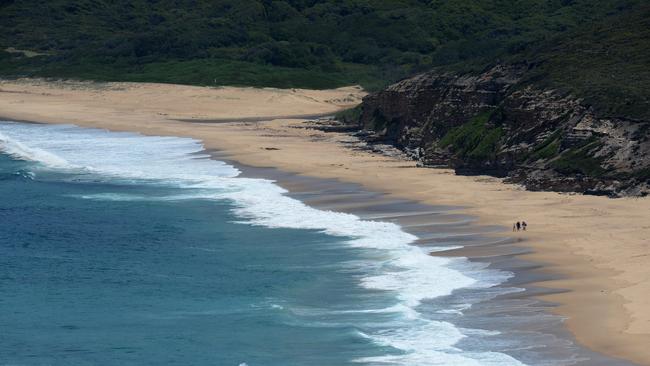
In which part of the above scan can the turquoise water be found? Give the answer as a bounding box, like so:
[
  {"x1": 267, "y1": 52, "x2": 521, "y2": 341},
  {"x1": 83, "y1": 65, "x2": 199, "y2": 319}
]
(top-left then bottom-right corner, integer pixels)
[{"x1": 0, "y1": 122, "x2": 524, "y2": 366}]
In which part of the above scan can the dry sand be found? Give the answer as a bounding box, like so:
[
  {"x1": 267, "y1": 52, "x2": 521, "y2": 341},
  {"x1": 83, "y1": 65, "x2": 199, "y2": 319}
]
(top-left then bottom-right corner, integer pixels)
[{"x1": 1, "y1": 79, "x2": 650, "y2": 365}]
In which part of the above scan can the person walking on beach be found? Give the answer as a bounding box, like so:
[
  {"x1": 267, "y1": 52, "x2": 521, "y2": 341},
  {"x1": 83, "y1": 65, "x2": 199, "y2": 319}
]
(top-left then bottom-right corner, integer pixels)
[
  {"x1": 522, "y1": 221, "x2": 527, "y2": 231},
  {"x1": 516, "y1": 221, "x2": 521, "y2": 231}
]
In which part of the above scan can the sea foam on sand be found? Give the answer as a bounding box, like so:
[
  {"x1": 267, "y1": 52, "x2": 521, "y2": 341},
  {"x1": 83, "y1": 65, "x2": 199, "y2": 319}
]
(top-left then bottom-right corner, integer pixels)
[{"x1": 0, "y1": 121, "x2": 523, "y2": 366}]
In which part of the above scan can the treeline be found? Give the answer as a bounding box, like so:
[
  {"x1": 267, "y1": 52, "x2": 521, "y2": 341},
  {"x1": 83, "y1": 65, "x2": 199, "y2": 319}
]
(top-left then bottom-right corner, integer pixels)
[{"x1": 0, "y1": 0, "x2": 643, "y2": 91}]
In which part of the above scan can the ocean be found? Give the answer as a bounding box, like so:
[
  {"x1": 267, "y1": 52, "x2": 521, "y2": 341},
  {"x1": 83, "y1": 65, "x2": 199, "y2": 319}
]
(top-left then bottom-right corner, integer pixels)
[{"x1": 0, "y1": 121, "x2": 607, "y2": 366}]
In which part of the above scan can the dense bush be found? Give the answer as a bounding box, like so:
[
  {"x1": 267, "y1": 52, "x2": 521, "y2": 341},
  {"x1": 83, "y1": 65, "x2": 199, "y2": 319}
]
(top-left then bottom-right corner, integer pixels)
[{"x1": 0, "y1": 0, "x2": 646, "y2": 107}]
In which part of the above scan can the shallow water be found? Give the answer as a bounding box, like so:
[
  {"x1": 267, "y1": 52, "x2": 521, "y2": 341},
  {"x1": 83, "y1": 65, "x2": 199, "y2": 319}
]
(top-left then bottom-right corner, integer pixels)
[{"x1": 0, "y1": 121, "x2": 596, "y2": 366}]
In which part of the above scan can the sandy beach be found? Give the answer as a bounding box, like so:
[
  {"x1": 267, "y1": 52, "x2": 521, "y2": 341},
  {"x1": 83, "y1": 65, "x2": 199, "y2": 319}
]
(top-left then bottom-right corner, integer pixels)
[{"x1": 1, "y1": 78, "x2": 650, "y2": 365}]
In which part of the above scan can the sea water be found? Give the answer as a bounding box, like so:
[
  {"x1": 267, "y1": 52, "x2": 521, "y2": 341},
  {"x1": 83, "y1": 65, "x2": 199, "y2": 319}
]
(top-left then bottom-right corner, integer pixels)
[{"x1": 0, "y1": 121, "x2": 524, "y2": 366}]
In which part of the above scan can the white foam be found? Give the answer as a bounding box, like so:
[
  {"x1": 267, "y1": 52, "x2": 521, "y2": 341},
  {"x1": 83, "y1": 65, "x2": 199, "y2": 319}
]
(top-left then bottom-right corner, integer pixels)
[
  {"x1": 0, "y1": 131, "x2": 72, "y2": 168},
  {"x1": 0, "y1": 121, "x2": 523, "y2": 366},
  {"x1": 70, "y1": 192, "x2": 213, "y2": 201}
]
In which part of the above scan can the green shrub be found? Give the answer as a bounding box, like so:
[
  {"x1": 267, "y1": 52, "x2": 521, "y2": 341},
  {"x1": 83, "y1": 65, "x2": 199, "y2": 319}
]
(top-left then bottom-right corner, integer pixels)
[
  {"x1": 531, "y1": 139, "x2": 561, "y2": 161},
  {"x1": 440, "y1": 110, "x2": 503, "y2": 161},
  {"x1": 1, "y1": 0, "x2": 645, "y2": 108},
  {"x1": 551, "y1": 141, "x2": 607, "y2": 177},
  {"x1": 334, "y1": 105, "x2": 363, "y2": 125},
  {"x1": 527, "y1": 130, "x2": 563, "y2": 161}
]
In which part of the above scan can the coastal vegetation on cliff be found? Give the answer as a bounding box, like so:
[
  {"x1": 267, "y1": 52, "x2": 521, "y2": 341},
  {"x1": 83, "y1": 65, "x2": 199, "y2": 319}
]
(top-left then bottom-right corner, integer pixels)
[{"x1": 2, "y1": 0, "x2": 648, "y2": 195}]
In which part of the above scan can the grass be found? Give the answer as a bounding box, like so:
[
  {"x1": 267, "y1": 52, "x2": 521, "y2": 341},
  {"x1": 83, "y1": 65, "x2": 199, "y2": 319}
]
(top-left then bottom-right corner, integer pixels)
[
  {"x1": 334, "y1": 105, "x2": 363, "y2": 125},
  {"x1": 550, "y1": 140, "x2": 607, "y2": 177},
  {"x1": 526, "y1": 130, "x2": 562, "y2": 162},
  {"x1": 532, "y1": 139, "x2": 561, "y2": 161},
  {"x1": 439, "y1": 110, "x2": 503, "y2": 162},
  {"x1": 0, "y1": 54, "x2": 387, "y2": 90}
]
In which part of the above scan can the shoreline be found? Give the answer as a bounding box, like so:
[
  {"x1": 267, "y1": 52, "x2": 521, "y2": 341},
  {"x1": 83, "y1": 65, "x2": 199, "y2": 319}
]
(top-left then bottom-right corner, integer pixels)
[
  {"x1": 3, "y1": 120, "x2": 626, "y2": 364},
  {"x1": 227, "y1": 158, "x2": 632, "y2": 365},
  {"x1": 1, "y1": 79, "x2": 650, "y2": 365}
]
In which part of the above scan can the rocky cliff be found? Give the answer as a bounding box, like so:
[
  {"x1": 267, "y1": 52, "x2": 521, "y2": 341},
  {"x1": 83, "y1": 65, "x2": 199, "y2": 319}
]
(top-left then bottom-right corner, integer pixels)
[{"x1": 355, "y1": 64, "x2": 650, "y2": 197}]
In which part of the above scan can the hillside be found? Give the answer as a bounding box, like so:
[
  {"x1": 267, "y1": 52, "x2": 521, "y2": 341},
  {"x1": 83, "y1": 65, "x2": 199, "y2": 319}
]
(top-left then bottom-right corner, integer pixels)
[
  {"x1": 2, "y1": 0, "x2": 648, "y2": 195},
  {"x1": 0, "y1": 0, "x2": 641, "y2": 91},
  {"x1": 353, "y1": 5, "x2": 650, "y2": 196}
]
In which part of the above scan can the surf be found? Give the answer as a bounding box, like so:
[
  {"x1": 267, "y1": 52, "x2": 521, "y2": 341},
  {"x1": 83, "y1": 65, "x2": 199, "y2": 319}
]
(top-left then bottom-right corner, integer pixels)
[{"x1": 0, "y1": 120, "x2": 522, "y2": 365}]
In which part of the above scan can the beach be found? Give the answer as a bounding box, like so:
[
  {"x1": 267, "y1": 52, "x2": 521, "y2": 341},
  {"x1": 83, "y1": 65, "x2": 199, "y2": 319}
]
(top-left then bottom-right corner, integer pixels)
[{"x1": 2, "y1": 78, "x2": 650, "y2": 365}]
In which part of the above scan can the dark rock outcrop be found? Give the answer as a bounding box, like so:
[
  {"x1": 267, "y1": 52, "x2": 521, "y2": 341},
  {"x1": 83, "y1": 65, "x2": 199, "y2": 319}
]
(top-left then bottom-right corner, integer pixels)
[{"x1": 355, "y1": 64, "x2": 650, "y2": 197}]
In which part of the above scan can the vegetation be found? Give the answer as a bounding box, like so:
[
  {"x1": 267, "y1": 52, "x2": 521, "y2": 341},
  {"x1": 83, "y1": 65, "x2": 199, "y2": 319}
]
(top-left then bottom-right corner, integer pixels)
[
  {"x1": 531, "y1": 139, "x2": 561, "y2": 161},
  {"x1": 334, "y1": 105, "x2": 363, "y2": 125},
  {"x1": 0, "y1": 0, "x2": 645, "y2": 96},
  {"x1": 550, "y1": 140, "x2": 607, "y2": 177},
  {"x1": 526, "y1": 130, "x2": 562, "y2": 162},
  {"x1": 518, "y1": 3, "x2": 650, "y2": 120},
  {"x1": 439, "y1": 111, "x2": 503, "y2": 162}
]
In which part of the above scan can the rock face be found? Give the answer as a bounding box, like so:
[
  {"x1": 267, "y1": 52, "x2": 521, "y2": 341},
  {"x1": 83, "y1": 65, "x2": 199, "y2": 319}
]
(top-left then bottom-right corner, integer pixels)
[{"x1": 357, "y1": 64, "x2": 650, "y2": 197}]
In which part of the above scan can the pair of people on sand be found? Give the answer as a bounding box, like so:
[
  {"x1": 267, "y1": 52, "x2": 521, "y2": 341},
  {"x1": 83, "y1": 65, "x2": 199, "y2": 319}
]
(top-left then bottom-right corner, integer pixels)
[{"x1": 513, "y1": 221, "x2": 527, "y2": 231}]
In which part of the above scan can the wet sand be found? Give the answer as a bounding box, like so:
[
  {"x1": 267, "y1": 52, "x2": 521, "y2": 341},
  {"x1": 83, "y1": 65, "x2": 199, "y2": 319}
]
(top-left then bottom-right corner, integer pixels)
[
  {"x1": 1, "y1": 78, "x2": 650, "y2": 365},
  {"x1": 230, "y1": 160, "x2": 636, "y2": 365}
]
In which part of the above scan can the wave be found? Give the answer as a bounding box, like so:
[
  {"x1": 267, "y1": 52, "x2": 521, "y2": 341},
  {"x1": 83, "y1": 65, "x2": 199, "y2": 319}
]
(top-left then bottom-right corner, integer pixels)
[
  {"x1": 0, "y1": 120, "x2": 523, "y2": 366},
  {"x1": 68, "y1": 192, "x2": 215, "y2": 201},
  {"x1": 0, "y1": 131, "x2": 72, "y2": 168}
]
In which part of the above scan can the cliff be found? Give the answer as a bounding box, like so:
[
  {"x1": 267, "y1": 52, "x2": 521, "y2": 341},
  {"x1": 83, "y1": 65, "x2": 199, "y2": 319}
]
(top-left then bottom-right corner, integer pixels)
[{"x1": 356, "y1": 64, "x2": 650, "y2": 197}]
